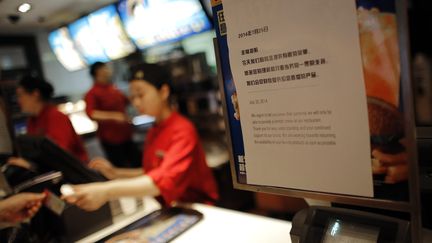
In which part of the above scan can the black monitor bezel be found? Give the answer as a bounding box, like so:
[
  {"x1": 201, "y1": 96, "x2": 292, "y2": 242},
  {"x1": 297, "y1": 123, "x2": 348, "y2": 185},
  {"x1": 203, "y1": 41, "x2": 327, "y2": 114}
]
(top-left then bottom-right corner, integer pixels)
[{"x1": 15, "y1": 135, "x2": 106, "y2": 184}]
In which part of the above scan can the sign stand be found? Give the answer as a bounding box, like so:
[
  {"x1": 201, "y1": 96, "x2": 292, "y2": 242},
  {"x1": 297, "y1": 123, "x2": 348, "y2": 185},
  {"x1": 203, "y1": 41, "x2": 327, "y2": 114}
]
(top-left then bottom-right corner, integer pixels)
[{"x1": 212, "y1": 0, "x2": 422, "y2": 241}]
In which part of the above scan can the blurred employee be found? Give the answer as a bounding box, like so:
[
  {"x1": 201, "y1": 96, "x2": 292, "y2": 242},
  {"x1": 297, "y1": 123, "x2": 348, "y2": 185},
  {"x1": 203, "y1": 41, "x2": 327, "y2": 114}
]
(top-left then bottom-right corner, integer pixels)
[
  {"x1": 85, "y1": 62, "x2": 138, "y2": 167},
  {"x1": 8, "y1": 76, "x2": 88, "y2": 167},
  {"x1": 65, "y1": 64, "x2": 218, "y2": 211},
  {"x1": 0, "y1": 193, "x2": 45, "y2": 224}
]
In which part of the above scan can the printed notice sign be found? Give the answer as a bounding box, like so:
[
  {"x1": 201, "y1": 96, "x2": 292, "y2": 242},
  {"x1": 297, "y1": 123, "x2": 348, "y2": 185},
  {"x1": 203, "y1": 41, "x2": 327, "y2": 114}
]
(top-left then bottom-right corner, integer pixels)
[{"x1": 223, "y1": 0, "x2": 373, "y2": 197}]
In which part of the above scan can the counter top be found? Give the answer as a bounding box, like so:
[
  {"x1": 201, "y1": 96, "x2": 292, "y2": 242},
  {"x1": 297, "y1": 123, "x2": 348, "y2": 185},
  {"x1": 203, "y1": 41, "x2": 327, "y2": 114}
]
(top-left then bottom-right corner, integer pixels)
[
  {"x1": 77, "y1": 197, "x2": 292, "y2": 243},
  {"x1": 76, "y1": 197, "x2": 432, "y2": 243},
  {"x1": 172, "y1": 203, "x2": 292, "y2": 243}
]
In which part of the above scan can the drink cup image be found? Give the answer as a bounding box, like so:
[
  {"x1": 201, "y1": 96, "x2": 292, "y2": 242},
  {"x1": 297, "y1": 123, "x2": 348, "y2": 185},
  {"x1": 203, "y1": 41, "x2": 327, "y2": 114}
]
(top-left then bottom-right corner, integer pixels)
[{"x1": 358, "y1": 6, "x2": 408, "y2": 187}]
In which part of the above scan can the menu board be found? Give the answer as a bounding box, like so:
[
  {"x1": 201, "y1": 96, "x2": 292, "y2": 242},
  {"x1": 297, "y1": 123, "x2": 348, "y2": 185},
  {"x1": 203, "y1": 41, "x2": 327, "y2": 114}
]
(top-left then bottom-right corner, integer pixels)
[
  {"x1": 48, "y1": 28, "x2": 87, "y2": 71},
  {"x1": 88, "y1": 5, "x2": 136, "y2": 60},
  {"x1": 68, "y1": 17, "x2": 110, "y2": 64},
  {"x1": 117, "y1": 0, "x2": 212, "y2": 49}
]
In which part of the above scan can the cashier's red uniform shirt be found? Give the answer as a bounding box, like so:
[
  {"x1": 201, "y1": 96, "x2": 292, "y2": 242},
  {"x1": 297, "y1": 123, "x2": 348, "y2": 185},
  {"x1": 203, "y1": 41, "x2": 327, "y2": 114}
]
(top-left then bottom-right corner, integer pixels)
[
  {"x1": 143, "y1": 112, "x2": 218, "y2": 206},
  {"x1": 27, "y1": 104, "x2": 88, "y2": 163},
  {"x1": 84, "y1": 83, "x2": 132, "y2": 144}
]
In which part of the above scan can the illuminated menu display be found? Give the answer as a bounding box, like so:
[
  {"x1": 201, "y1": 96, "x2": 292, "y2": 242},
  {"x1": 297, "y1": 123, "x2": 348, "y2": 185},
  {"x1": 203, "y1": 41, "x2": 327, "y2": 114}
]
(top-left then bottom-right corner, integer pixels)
[
  {"x1": 117, "y1": 0, "x2": 212, "y2": 49},
  {"x1": 88, "y1": 5, "x2": 136, "y2": 60},
  {"x1": 48, "y1": 28, "x2": 87, "y2": 71},
  {"x1": 68, "y1": 17, "x2": 110, "y2": 64}
]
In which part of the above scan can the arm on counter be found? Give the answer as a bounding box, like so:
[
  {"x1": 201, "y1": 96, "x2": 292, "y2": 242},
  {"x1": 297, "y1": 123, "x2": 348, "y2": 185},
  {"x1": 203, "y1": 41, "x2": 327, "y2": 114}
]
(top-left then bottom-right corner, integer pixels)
[
  {"x1": 89, "y1": 110, "x2": 129, "y2": 123},
  {"x1": 89, "y1": 157, "x2": 143, "y2": 180},
  {"x1": 63, "y1": 175, "x2": 160, "y2": 212},
  {"x1": 84, "y1": 92, "x2": 128, "y2": 123}
]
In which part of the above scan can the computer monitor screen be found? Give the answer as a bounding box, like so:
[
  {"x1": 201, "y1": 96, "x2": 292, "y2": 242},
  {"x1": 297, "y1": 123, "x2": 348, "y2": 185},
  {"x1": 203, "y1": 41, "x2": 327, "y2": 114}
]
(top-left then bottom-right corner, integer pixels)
[
  {"x1": 15, "y1": 135, "x2": 106, "y2": 184},
  {"x1": 117, "y1": 0, "x2": 212, "y2": 49}
]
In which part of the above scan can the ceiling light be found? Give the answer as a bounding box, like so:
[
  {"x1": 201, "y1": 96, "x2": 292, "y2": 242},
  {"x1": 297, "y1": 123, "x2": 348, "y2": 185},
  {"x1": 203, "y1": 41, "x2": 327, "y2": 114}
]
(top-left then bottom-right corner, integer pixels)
[{"x1": 18, "y1": 3, "x2": 31, "y2": 13}]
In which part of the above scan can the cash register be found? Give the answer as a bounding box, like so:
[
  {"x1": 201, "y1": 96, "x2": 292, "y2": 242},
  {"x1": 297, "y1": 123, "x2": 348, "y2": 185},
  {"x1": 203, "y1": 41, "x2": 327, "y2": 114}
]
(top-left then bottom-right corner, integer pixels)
[
  {"x1": 6, "y1": 135, "x2": 113, "y2": 242},
  {"x1": 9, "y1": 135, "x2": 204, "y2": 243}
]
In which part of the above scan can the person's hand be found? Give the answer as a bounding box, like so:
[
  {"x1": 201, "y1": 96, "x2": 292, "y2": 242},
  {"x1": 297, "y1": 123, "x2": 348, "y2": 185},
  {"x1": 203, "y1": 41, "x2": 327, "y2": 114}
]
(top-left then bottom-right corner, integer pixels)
[
  {"x1": 7, "y1": 157, "x2": 32, "y2": 170},
  {"x1": 62, "y1": 183, "x2": 109, "y2": 212},
  {"x1": 0, "y1": 193, "x2": 45, "y2": 223},
  {"x1": 113, "y1": 112, "x2": 129, "y2": 123},
  {"x1": 372, "y1": 149, "x2": 408, "y2": 184},
  {"x1": 89, "y1": 157, "x2": 117, "y2": 179}
]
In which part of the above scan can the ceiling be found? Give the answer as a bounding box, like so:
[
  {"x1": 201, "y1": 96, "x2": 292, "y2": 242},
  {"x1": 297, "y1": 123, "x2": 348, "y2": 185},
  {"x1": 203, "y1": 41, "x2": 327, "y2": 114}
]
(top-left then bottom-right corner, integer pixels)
[{"x1": 0, "y1": 0, "x2": 117, "y2": 34}]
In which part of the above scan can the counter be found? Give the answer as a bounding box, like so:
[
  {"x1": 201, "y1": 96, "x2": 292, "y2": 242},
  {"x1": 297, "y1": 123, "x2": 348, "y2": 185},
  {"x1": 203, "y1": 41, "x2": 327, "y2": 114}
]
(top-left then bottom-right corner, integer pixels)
[
  {"x1": 77, "y1": 197, "x2": 432, "y2": 243},
  {"x1": 77, "y1": 197, "x2": 292, "y2": 243}
]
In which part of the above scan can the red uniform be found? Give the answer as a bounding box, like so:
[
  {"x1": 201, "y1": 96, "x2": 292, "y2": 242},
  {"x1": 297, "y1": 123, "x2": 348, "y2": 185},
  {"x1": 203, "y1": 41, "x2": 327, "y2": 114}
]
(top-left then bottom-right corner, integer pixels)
[
  {"x1": 27, "y1": 104, "x2": 88, "y2": 162},
  {"x1": 84, "y1": 83, "x2": 132, "y2": 144},
  {"x1": 143, "y1": 112, "x2": 218, "y2": 206}
]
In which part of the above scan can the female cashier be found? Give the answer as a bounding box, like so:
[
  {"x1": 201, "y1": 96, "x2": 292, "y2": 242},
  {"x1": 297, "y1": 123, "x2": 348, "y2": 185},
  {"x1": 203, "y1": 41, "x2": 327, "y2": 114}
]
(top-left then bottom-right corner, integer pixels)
[
  {"x1": 64, "y1": 64, "x2": 218, "y2": 211},
  {"x1": 8, "y1": 76, "x2": 88, "y2": 167}
]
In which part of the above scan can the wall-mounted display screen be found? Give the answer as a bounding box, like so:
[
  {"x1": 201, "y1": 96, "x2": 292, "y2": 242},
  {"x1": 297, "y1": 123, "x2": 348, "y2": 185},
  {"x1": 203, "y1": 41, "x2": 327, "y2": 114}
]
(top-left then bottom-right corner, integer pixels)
[
  {"x1": 88, "y1": 5, "x2": 136, "y2": 60},
  {"x1": 68, "y1": 17, "x2": 111, "y2": 64},
  {"x1": 117, "y1": 0, "x2": 212, "y2": 49},
  {"x1": 48, "y1": 28, "x2": 87, "y2": 71}
]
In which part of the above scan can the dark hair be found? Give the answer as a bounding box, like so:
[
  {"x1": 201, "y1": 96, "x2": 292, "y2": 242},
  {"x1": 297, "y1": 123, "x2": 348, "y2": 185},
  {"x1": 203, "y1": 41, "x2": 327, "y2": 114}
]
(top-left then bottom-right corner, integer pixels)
[
  {"x1": 90, "y1": 61, "x2": 106, "y2": 78},
  {"x1": 129, "y1": 63, "x2": 172, "y2": 90},
  {"x1": 19, "y1": 76, "x2": 54, "y2": 101}
]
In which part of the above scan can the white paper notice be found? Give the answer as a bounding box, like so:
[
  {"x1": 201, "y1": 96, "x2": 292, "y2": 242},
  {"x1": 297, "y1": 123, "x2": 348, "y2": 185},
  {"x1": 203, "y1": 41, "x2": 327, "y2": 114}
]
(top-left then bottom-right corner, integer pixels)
[{"x1": 223, "y1": 0, "x2": 373, "y2": 197}]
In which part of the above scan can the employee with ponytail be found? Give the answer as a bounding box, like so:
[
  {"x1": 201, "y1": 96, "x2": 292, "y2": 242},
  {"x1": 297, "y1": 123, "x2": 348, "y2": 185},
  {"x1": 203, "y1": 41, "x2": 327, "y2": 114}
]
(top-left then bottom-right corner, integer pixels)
[{"x1": 8, "y1": 76, "x2": 88, "y2": 168}]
